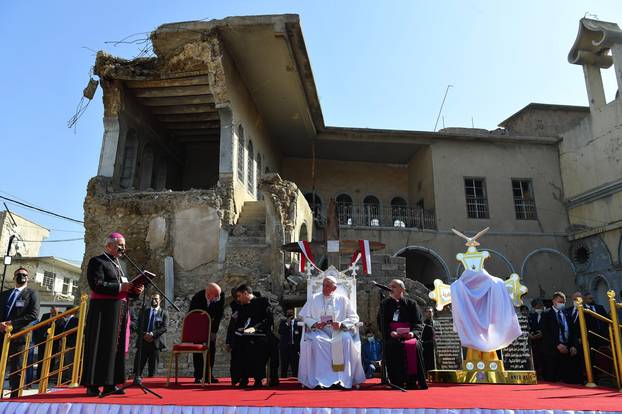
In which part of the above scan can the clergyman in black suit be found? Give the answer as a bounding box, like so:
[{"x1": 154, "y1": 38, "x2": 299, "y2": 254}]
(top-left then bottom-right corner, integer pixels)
[
  {"x1": 189, "y1": 282, "x2": 225, "y2": 383},
  {"x1": 0, "y1": 267, "x2": 40, "y2": 398},
  {"x1": 540, "y1": 291, "x2": 581, "y2": 383},
  {"x1": 133, "y1": 293, "x2": 168, "y2": 378}
]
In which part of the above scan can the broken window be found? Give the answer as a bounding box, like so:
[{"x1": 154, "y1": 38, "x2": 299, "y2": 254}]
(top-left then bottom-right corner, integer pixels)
[
  {"x1": 247, "y1": 140, "x2": 255, "y2": 195},
  {"x1": 237, "y1": 125, "x2": 245, "y2": 184}
]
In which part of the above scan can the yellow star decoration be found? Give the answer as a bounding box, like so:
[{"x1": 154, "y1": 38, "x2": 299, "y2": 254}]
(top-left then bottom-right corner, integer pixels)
[
  {"x1": 504, "y1": 273, "x2": 528, "y2": 306},
  {"x1": 429, "y1": 279, "x2": 452, "y2": 311}
]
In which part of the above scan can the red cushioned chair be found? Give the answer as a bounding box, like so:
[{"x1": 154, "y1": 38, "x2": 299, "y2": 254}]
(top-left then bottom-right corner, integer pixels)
[{"x1": 166, "y1": 310, "x2": 212, "y2": 386}]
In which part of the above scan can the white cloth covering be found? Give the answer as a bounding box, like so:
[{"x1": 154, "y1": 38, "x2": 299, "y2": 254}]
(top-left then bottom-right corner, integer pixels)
[
  {"x1": 298, "y1": 292, "x2": 366, "y2": 389},
  {"x1": 450, "y1": 268, "x2": 521, "y2": 352}
]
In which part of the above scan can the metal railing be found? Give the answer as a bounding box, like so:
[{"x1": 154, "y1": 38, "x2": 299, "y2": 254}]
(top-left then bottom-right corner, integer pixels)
[
  {"x1": 576, "y1": 290, "x2": 622, "y2": 390},
  {"x1": 0, "y1": 294, "x2": 88, "y2": 398},
  {"x1": 336, "y1": 203, "x2": 436, "y2": 229}
]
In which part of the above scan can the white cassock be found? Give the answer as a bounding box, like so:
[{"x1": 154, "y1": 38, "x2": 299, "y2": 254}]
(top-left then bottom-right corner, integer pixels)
[
  {"x1": 298, "y1": 292, "x2": 366, "y2": 389},
  {"x1": 451, "y1": 268, "x2": 521, "y2": 351}
]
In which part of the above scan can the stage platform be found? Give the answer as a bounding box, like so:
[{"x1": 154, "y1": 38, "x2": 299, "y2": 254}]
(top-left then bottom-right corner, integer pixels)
[{"x1": 1, "y1": 377, "x2": 621, "y2": 414}]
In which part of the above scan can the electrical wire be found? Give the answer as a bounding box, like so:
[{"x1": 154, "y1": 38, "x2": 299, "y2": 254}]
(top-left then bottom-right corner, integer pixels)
[
  {"x1": 0, "y1": 195, "x2": 83, "y2": 224},
  {"x1": 20, "y1": 238, "x2": 83, "y2": 243}
]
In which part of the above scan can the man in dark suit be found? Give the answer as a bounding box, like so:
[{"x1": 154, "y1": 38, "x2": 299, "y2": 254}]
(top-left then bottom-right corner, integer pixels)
[
  {"x1": 133, "y1": 293, "x2": 168, "y2": 378},
  {"x1": 278, "y1": 308, "x2": 302, "y2": 378},
  {"x1": 0, "y1": 267, "x2": 40, "y2": 398},
  {"x1": 33, "y1": 305, "x2": 61, "y2": 381},
  {"x1": 541, "y1": 291, "x2": 580, "y2": 383},
  {"x1": 189, "y1": 282, "x2": 224, "y2": 383},
  {"x1": 60, "y1": 306, "x2": 79, "y2": 383},
  {"x1": 527, "y1": 299, "x2": 545, "y2": 378}
]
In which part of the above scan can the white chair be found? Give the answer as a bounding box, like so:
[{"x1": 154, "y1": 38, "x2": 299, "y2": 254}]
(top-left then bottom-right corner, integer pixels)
[{"x1": 297, "y1": 265, "x2": 363, "y2": 340}]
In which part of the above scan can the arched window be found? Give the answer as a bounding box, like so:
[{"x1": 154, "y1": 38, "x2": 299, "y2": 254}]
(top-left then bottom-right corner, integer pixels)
[
  {"x1": 120, "y1": 129, "x2": 138, "y2": 189},
  {"x1": 299, "y1": 223, "x2": 308, "y2": 242},
  {"x1": 336, "y1": 193, "x2": 353, "y2": 225},
  {"x1": 237, "y1": 125, "x2": 245, "y2": 184},
  {"x1": 363, "y1": 195, "x2": 380, "y2": 226},
  {"x1": 304, "y1": 192, "x2": 322, "y2": 218},
  {"x1": 391, "y1": 196, "x2": 407, "y2": 227},
  {"x1": 247, "y1": 140, "x2": 255, "y2": 195}
]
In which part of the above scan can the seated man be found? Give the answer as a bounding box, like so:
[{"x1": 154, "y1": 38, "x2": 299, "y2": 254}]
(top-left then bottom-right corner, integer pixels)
[
  {"x1": 298, "y1": 275, "x2": 366, "y2": 389},
  {"x1": 361, "y1": 330, "x2": 382, "y2": 378},
  {"x1": 230, "y1": 284, "x2": 272, "y2": 388},
  {"x1": 378, "y1": 279, "x2": 427, "y2": 390}
]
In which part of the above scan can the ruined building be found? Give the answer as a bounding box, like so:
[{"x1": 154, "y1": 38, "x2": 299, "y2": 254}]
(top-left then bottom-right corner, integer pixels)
[{"x1": 83, "y1": 15, "x2": 622, "y2": 375}]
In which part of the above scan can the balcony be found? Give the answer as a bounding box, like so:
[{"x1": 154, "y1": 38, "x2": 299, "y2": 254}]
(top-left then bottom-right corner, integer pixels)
[{"x1": 336, "y1": 203, "x2": 436, "y2": 230}]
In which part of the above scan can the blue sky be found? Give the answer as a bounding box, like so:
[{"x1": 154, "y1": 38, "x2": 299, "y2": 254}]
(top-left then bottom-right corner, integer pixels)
[{"x1": 0, "y1": 0, "x2": 620, "y2": 262}]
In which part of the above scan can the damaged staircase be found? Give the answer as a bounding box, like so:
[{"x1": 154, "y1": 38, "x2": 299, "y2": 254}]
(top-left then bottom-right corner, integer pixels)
[{"x1": 224, "y1": 200, "x2": 272, "y2": 279}]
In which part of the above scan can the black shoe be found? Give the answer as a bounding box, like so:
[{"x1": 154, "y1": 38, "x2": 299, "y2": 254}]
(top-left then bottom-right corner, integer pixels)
[
  {"x1": 418, "y1": 382, "x2": 428, "y2": 390},
  {"x1": 102, "y1": 386, "x2": 125, "y2": 395},
  {"x1": 194, "y1": 378, "x2": 202, "y2": 384},
  {"x1": 210, "y1": 376, "x2": 219, "y2": 383},
  {"x1": 253, "y1": 380, "x2": 264, "y2": 388},
  {"x1": 269, "y1": 379, "x2": 280, "y2": 387},
  {"x1": 86, "y1": 386, "x2": 100, "y2": 397},
  {"x1": 238, "y1": 380, "x2": 249, "y2": 388}
]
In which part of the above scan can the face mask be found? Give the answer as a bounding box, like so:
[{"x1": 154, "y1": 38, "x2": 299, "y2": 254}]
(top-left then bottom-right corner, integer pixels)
[
  {"x1": 554, "y1": 302, "x2": 565, "y2": 311},
  {"x1": 16, "y1": 274, "x2": 27, "y2": 285},
  {"x1": 151, "y1": 300, "x2": 158, "y2": 308},
  {"x1": 534, "y1": 309, "x2": 543, "y2": 315}
]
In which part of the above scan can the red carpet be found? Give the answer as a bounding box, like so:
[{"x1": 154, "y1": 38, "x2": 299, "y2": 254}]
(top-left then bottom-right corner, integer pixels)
[{"x1": 10, "y1": 377, "x2": 622, "y2": 411}]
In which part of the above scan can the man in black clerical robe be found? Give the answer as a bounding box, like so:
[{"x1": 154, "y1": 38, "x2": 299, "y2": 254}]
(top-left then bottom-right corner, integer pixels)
[
  {"x1": 81, "y1": 233, "x2": 142, "y2": 397},
  {"x1": 188, "y1": 282, "x2": 224, "y2": 383},
  {"x1": 377, "y1": 279, "x2": 427, "y2": 390},
  {"x1": 231, "y1": 284, "x2": 272, "y2": 388}
]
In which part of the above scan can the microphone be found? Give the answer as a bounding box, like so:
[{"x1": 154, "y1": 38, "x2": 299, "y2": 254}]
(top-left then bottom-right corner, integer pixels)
[{"x1": 372, "y1": 281, "x2": 392, "y2": 292}]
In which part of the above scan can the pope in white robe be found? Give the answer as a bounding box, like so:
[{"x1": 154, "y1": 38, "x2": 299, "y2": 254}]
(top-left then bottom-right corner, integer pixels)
[{"x1": 298, "y1": 276, "x2": 366, "y2": 389}]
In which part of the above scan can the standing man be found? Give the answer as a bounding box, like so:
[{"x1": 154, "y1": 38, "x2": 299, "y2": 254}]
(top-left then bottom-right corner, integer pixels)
[
  {"x1": 528, "y1": 299, "x2": 545, "y2": 378},
  {"x1": 60, "y1": 306, "x2": 79, "y2": 383},
  {"x1": 34, "y1": 305, "x2": 61, "y2": 381},
  {"x1": 421, "y1": 306, "x2": 435, "y2": 373},
  {"x1": 231, "y1": 284, "x2": 272, "y2": 388},
  {"x1": 133, "y1": 293, "x2": 168, "y2": 378},
  {"x1": 81, "y1": 233, "x2": 143, "y2": 397},
  {"x1": 540, "y1": 291, "x2": 580, "y2": 383},
  {"x1": 189, "y1": 282, "x2": 224, "y2": 383},
  {"x1": 0, "y1": 267, "x2": 40, "y2": 398},
  {"x1": 377, "y1": 279, "x2": 427, "y2": 390},
  {"x1": 278, "y1": 308, "x2": 302, "y2": 378}
]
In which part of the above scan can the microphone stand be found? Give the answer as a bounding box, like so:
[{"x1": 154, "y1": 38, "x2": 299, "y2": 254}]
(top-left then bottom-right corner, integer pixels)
[
  {"x1": 373, "y1": 286, "x2": 407, "y2": 392},
  {"x1": 100, "y1": 250, "x2": 180, "y2": 399}
]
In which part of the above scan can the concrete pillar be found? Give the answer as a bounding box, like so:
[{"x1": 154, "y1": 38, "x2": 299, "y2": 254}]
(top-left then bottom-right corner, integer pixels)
[
  {"x1": 218, "y1": 107, "x2": 233, "y2": 176},
  {"x1": 164, "y1": 256, "x2": 174, "y2": 300},
  {"x1": 582, "y1": 65, "x2": 607, "y2": 110},
  {"x1": 97, "y1": 117, "x2": 121, "y2": 177},
  {"x1": 611, "y1": 44, "x2": 622, "y2": 97}
]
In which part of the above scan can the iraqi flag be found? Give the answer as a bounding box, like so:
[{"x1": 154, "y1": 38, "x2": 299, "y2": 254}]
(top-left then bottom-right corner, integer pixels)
[
  {"x1": 298, "y1": 240, "x2": 316, "y2": 272},
  {"x1": 350, "y1": 239, "x2": 372, "y2": 275}
]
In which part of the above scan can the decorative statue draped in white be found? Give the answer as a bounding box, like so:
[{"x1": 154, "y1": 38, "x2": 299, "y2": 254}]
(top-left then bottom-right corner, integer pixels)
[{"x1": 298, "y1": 276, "x2": 366, "y2": 389}]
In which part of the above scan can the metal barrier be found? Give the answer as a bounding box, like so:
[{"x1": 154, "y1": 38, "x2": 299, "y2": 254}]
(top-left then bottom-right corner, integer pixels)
[
  {"x1": 576, "y1": 290, "x2": 622, "y2": 391},
  {"x1": 0, "y1": 294, "x2": 88, "y2": 398}
]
